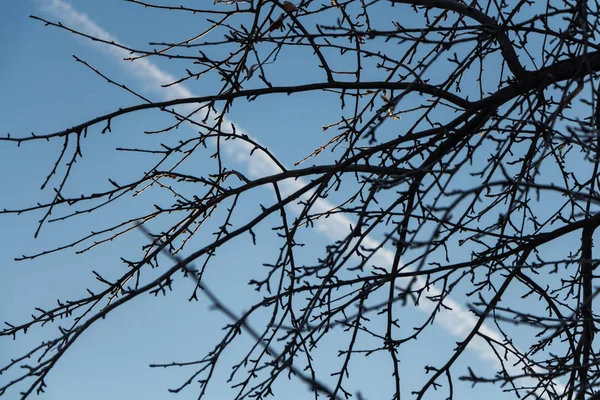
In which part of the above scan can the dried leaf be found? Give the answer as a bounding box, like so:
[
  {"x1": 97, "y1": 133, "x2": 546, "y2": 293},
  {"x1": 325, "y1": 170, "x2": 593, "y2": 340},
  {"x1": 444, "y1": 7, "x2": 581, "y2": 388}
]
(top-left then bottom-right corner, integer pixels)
[
  {"x1": 283, "y1": 1, "x2": 298, "y2": 12},
  {"x1": 247, "y1": 64, "x2": 258, "y2": 79},
  {"x1": 269, "y1": 14, "x2": 285, "y2": 32}
]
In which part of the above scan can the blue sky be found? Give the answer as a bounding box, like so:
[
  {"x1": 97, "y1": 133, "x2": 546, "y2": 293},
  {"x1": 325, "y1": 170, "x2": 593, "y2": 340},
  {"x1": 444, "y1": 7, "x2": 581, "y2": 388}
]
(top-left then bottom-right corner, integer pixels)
[{"x1": 0, "y1": 1, "x2": 576, "y2": 399}]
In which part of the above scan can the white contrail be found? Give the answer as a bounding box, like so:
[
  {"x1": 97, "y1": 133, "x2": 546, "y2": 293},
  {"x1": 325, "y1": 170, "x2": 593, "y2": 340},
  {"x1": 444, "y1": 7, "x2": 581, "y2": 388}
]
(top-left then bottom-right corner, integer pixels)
[{"x1": 40, "y1": 0, "x2": 565, "y2": 396}]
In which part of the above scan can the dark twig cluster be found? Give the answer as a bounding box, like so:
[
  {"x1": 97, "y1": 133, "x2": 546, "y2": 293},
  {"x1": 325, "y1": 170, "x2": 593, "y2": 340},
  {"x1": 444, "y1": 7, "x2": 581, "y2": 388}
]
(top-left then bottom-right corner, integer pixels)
[{"x1": 3, "y1": 0, "x2": 600, "y2": 399}]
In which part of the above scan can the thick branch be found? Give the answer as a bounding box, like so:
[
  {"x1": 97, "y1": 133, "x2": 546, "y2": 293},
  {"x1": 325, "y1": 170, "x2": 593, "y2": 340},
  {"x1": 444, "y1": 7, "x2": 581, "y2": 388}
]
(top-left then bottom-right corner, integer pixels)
[
  {"x1": 393, "y1": 0, "x2": 527, "y2": 79},
  {"x1": 579, "y1": 225, "x2": 596, "y2": 399}
]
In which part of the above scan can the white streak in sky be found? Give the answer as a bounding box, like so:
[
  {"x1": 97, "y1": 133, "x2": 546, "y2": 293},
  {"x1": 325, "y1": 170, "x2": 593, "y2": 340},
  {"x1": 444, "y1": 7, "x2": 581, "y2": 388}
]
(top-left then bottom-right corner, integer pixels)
[{"x1": 41, "y1": 0, "x2": 565, "y2": 395}]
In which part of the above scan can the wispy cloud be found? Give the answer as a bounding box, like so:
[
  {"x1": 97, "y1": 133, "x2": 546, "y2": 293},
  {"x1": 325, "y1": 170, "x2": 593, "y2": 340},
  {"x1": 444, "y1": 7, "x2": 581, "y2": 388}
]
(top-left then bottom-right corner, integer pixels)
[{"x1": 41, "y1": 0, "x2": 564, "y2": 395}]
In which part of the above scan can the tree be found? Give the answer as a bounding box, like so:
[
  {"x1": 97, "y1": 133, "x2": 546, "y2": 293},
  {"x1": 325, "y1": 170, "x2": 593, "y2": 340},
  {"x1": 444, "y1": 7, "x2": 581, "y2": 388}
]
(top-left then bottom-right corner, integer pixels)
[{"x1": 2, "y1": 0, "x2": 600, "y2": 399}]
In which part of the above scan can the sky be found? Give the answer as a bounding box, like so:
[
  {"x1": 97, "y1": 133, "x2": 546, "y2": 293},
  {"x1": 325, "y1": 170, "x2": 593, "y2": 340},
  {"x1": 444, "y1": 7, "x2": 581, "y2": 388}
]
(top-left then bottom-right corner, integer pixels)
[{"x1": 0, "y1": 1, "x2": 573, "y2": 400}]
